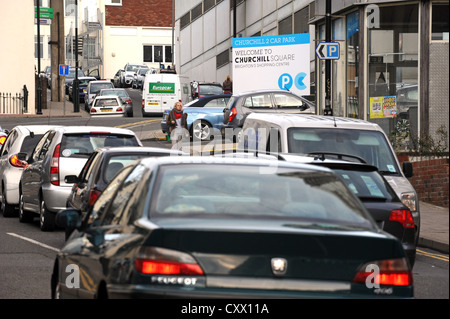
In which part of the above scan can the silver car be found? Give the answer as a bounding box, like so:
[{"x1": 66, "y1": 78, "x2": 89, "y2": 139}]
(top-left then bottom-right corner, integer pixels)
[
  {"x1": 0, "y1": 125, "x2": 58, "y2": 217},
  {"x1": 19, "y1": 126, "x2": 143, "y2": 231}
]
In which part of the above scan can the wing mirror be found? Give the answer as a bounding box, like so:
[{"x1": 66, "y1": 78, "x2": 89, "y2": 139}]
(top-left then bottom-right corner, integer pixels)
[{"x1": 55, "y1": 209, "x2": 82, "y2": 230}]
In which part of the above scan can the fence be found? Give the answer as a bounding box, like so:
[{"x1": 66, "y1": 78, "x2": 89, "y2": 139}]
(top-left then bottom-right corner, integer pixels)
[{"x1": 0, "y1": 86, "x2": 28, "y2": 115}]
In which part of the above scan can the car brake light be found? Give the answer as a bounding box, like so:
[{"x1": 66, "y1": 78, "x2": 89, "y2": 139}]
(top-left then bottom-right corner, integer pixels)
[
  {"x1": 90, "y1": 108, "x2": 97, "y2": 113},
  {"x1": 0, "y1": 136, "x2": 6, "y2": 145},
  {"x1": 9, "y1": 154, "x2": 28, "y2": 169},
  {"x1": 135, "y1": 247, "x2": 204, "y2": 276},
  {"x1": 142, "y1": 99, "x2": 145, "y2": 109},
  {"x1": 228, "y1": 107, "x2": 237, "y2": 122},
  {"x1": 352, "y1": 258, "x2": 413, "y2": 286},
  {"x1": 88, "y1": 189, "x2": 101, "y2": 206},
  {"x1": 389, "y1": 209, "x2": 415, "y2": 228},
  {"x1": 116, "y1": 107, "x2": 123, "y2": 112},
  {"x1": 125, "y1": 99, "x2": 132, "y2": 104},
  {"x1": 50, "y1": 144, "x2": 61, "y2": 186}
]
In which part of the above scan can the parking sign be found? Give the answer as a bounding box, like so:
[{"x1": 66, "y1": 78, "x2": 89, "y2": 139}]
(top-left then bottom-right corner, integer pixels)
[{"x1": 315, "y1": 42, "x2": 340, "y2": 60}]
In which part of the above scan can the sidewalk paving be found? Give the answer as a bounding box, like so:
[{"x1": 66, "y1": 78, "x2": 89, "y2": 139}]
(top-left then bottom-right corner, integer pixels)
[{"x1": 3, "y1": 100, "x2": 449, "y2": 254}]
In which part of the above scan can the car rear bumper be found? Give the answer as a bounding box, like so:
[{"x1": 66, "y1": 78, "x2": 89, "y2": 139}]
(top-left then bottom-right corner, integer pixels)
[{"x1": 42, "y1": 184, "x2": 72, "y2": 213}]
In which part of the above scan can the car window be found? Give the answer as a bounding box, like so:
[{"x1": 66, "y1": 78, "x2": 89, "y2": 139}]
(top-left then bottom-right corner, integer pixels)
[
  {"x1": 91, "y1": 82, "x2": 114, "y2": 94},
  {"x1": 199, "y1": 85, "x2": 224, "y2": 95},
  {"x1": 100, "y1": 164, "x2": 147, "y2": 226},
  {"x1": 86, "y1": 165, "x2": 135, "y2": 227},
  {"x1": 94, "y1": 98, "x2": 119, "y2": 107},
  {"x1": 60, "y1": 134, "x2": 95, "y2": 157},
  {"x1": 31, "y1": 132, "x2": 50, "y2": 162},
  {"x1": 151, "y1": 165, "x2": 373, "y2": 229},
  {"x1": 37, "y1": 131, "x2": 57, "y2": 161},
  {"x1": 273, "y1": 93, "x2": 305, "y2": 109},
  {"x1": 1, "y1": 130, "x2": 17, "y2": 156},
  {"x1": 203, "y1": 98, "x2": 230, "y2": 108},
  {"x1": 243, "y1": 94, "x2": 272, "y2": 109},
  {"x1": 20, "y1": 134, "x2": 45, "y2": 158},
  {"x1": 100, "y1": 90, "x2": 128, "y2": 98},
  {"x1": 104, "y1": 155, "x2": 148, "y2": 183},
  {"x1": 78, "y1": 151, "x2": 100, "y2": 183}
]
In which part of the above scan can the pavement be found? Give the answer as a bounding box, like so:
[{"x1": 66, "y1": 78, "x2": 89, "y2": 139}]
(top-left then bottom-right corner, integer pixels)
[{"x1": 3, "y1": 100, "x2": 449, "y2": 254}]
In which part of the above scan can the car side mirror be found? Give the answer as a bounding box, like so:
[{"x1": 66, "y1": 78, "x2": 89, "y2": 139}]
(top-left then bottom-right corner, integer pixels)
[
  {"x1": 55, "y1": 209, "x2": 82, "y2": 230},
  {"x1": 65, "y1": 175, "x2": 80, "y2": 184},
  {"x1": 403, "y1": 161, "x2": 413, "y2": 178}
]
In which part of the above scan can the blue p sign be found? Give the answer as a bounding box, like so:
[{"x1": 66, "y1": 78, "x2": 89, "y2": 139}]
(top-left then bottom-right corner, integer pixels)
[
  {"x1": 278, "y1": 74, "x2": 293, "y2": 91},
  {"x1": 328, "y1": 44, "x2": 339, "y2": 59}
]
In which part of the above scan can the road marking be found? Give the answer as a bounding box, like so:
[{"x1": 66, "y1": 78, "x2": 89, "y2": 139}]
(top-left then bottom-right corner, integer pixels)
[
  {"x1": 6, "y1": 232, "x2": 59, "y2": 252},
  {"x1": 417, "y1": 249, "x2": 449, "y2": 262},
  {"x1": 115, "y1": 119, "x2": 160, "y2": 129}
]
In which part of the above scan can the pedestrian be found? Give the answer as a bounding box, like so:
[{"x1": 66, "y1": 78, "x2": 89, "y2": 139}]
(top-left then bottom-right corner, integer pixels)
[
  {"x1": 167, "y1": 101, "x2": 189, "y2": 146},
  {"x1": 222, "y1": 75, "x2": 233, "y2": 94}
]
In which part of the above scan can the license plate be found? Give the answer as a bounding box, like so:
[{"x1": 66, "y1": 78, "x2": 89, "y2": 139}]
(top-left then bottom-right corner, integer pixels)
[
  {"x1": 148, "y1": 102, "x2": 159, "y2": 106},
  {"x1": 101, "y1": 108, "x2": 113, "y2": 112}
]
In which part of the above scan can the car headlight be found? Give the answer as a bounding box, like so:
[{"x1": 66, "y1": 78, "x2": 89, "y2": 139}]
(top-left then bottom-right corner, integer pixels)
[{"x1": 400, "y1": 192, "x2": 417, "y2": 212}]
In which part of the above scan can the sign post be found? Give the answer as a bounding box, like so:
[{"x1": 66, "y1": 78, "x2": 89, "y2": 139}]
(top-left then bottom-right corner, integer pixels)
[{"x1": 59, "y1": 65, "x2": 69, "y2": 115}]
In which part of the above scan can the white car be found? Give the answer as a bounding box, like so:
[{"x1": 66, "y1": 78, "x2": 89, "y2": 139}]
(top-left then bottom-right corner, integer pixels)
[
  {"x1": 84, "y1": 80, "x2": 115, "y2": 111},
  {"x1": 0, "y1": 125, "x2": 60, "y2": 217},
  {"x1": 90, "y1": 96, "x2": 128, "y2": 117}
]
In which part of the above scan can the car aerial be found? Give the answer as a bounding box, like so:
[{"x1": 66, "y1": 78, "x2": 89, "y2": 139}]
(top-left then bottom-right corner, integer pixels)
[
  {"x1": 64, "y1": 146, "x2": 186, "y2": 238},
  {"x1": 119, "y1": 63, "x2": 148, "y2": 88},
  {"x1": 222, "y1": 90, "x2": 316, "y2": 139},
  {"x1": 274, "y1": 152, "x2": 417, "y2": 267},
  {"x1": 52, "y1": 156, "x2": 413, "y2": 299},
  {"x1": 84, "y1": 80, "x2": 115, "y2": 111},
  {"x1": 131, "y1": 67, "x2": 150, "y2": 89},
  {"x1": 190, "y1": 81, "x2": 224, "y2": 100},
  {"x1": 161, "y1": 94, "x2": 232, "y2": 141},
  {"x1": 94, "y1": 88, "x2": 133, "y2": 117},
  {"x1": 68, "y1": 76, "x2": 97, "y2": 102},
  {"x1": 19, "y1": 126, "x2": 143, "y2": 231},
  {"x1": 90, "y1": 96, "x2": 129, "y2": 117},
  {"x1": 65, "y1": 67, "x2": 86, "y2": 94},
  {"x1": 238, "y1": 112, "x2": 421, "y2": 246},
  {"x1": 0, "y1": 125, "x2": 59, "y2": 217}
]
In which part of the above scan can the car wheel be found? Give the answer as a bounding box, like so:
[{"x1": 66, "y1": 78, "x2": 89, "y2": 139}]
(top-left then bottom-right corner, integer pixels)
[
  {"x1": 19, "y1": 193, "x2": 34, "y2": 223},
  {"x1": 1, "y1": 187, "x2": 16, "y2": 217},
  {"x1": 39, "y1": 197, "x2": 55, "y2": 231},
  {"x1": 192, "y1": 121, "x2": 212, "y2": 141}
]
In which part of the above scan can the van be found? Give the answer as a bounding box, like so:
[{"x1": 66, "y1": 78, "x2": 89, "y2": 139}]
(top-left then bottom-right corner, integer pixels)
[
  {"x1": 141, "y1": 72, "x2": 190, "y2": 116},
  {"x1": 239, "y1": 112, "x2": 421, "y2": 244}
]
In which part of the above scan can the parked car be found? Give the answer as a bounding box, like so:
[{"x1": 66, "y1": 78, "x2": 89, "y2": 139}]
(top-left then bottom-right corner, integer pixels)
[
  {"x1": 221, "y1": 89, "x2": 315, "y2": 138},
  {"x1": 94, "y1": 88, "x2": 133, "y2": 117},
  {"x1": 90, "y1": 96, "x2": 128, "y2": 117},
  {"x1": 52, "y1": 156, "x2": 413, "y2": 299},
  {"x1": 238, "y1": 112, "x2": 421, "y2": 245},
  {"x1": 19, "y1": 126, "x2": 142, "y2": 231},
  {"x1": 68, "y1": 76, "x2": 97, "y2": 102},
  {"x1": 0, "y1": 125, "x2": 59, "y2": 217},
  {"x1": 190, "y1": 81, "x2": 224, "y2": 100},
  {"x1": 112, "y1": 70, "x2": 121, "y2": 87},
  {"x1": 65, "y1": 67, "x2": 86, "y2": 94},
  {"x1": 272, "y1": 152, "x2": 417, "y2": 267},
  {"x1": 161, "y1": 94, "x2": 232, "y2": 141},
  {"x1": 131, "y1": 67, "x2": 150, "y2": 89},
  {"x1": 119, "y1": 63, "x2": 147, "y2": 88},
  {"x1": 65, "y1": 146, "x2": 186, "y2": 236},
  {"x1": 84, "y1": 80, "x2": 115, "y2": 111}
]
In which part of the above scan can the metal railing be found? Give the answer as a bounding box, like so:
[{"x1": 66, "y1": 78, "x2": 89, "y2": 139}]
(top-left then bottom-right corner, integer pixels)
[{"x1": 0, "y1": 85, "x2": 28, "y2": 115}]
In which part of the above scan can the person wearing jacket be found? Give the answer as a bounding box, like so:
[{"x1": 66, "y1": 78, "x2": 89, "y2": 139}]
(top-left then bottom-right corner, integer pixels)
[
  {"x1": 167, "y1": 101, "x2": 189, "y2": 145},
  {"x1": 222, "y1": 75, "x2": 233, "y2": 94}
]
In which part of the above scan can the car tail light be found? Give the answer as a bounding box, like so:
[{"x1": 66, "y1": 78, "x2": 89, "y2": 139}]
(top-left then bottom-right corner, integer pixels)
[
  {"x1": 142, "y1": 99, "x2": 145, "y2": 109},
  {"x1": 9, "y1": 154, "x2": 28, "y2": 169},
  {"x1": 0, "y1": 136, "x2": 6, "y2": 145},
  {"x1": 352, "y1": 258, "x2": 412, "y2": 286},
  {"x1": 88, "y1": 189, "x2": 101, "y2": 206},
  {"x1": 389, "y1": 209, "x2": 415, "y2": 228},
  {"x1": 50, "y1": 144, "x2": 61, "y2": 186},
  {"x1": 90, "y1": 108, "x2": 97, "y2": 113},
  {"x1": 135, "y1": 247, "x2": 204, "y2": 276},
  {"x1": 116, "y1": 107, "x2": 123, "y2": 112},
  {"x1": 125, "y1": 99, "x2": 132, "y2": 104},
  {"x1": 228, "y1": 107, "x2": 237, "y2": 122}
]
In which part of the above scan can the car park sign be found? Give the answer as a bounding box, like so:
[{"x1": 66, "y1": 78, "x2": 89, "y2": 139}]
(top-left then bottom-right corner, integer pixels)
[
  {"x1": 315, "y1": 42, "x2": 340, "y2": 60},
  {"x1": 232, "y1": 34, "x2": 310, "y2": 96}
]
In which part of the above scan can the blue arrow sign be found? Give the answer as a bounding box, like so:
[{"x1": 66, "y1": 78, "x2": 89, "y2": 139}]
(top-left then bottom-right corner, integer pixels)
[{"x1": 315, "y1": 42, "x2": 340, "y2": 60}]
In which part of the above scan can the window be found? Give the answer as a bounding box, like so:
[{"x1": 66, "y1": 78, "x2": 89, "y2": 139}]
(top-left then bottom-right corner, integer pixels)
[
  {"x1": 216, "y1": 49, "x2": 229, "y2": 68},
  {"x1": 273, "y1": 93, "x2": 305, "y2": 109},
  {"x1": 432, "y1": 3, "x2": 449, "y2": 41},
  {"x1": 243, "y1": 94, "x2": 272, "y2": 109},
  {"x1": 143, "y1": 45, "x2": 172, "y2": 63},
  {"x1": 106, "y1": 0, "x2": 122, "y2": 5},
  {"x1": 204, "y1": 0, "x2": 215, "y2": 13},
  {"x1": 154, "y1": 46, "x2": 163, "y2": 63},
  {"x1": 180, "y1": 12, "x2": 191, "y2": 30},
  {"x1": 191, "y1": 3, "x2": 203, "y2": 22},
  {"x1": 165, "y1": 46, "x2": 173, "y2": 63},
  {"x1": 294, "y1": 7, "x2": 309, "y2": 34},
  {"x1": 279, "y1": 15, "x2": 292, "y2": 35}
]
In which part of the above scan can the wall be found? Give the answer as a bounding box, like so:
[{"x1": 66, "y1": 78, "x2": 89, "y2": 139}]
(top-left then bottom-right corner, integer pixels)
[{"x1": 407, "y1": 158, "x2": 449, "y2": 208}]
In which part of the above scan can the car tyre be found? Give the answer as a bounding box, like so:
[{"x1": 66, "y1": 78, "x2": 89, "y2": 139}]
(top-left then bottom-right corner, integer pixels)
[
  {"x1": 19, "y1": 193, "x2": 34, "y2": 223},
  {"x1": 39, "y1": 197, "x2": 55, "y2": 231},
  {"x1": 1, "y1": 187, "x2": 16, "y2": 217},
  {"x1": 192, "y1": 120, "x2": 212, "y2": 141}
]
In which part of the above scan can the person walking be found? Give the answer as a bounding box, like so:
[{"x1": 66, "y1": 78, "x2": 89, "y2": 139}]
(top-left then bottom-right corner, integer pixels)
[
  {"x1": 167, "y1": 101, "x2": 189, "y2": 146},
  {"x1": 222, "y1": 75, "x2": 233, "y2": 94}
]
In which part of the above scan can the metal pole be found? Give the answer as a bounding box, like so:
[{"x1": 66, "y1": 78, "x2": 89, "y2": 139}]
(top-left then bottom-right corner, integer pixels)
[
  {"x1": 233, "y1": 0, "x2": 237, "y2": 38},
  {"x1": 74, "y1": 0, "x2": 79, "y2": 112},
  {"x1": 172, "y1": 0, "x2": 175, "y2": 68},
  {"x1": 324, "y1": 0, "x2": 333, "y2": 116},
  {"x1": 36, "y1": 0, "x2": 43, "y2": 114}
]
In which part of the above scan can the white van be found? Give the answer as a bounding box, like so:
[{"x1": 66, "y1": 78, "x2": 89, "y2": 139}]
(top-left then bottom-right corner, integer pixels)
[
  {"x1": 239, "y1": 112, "x2": 421, "y2": 244},
  {"x1": 141, "y1": 72, "x2": 190, "y2": 116}
]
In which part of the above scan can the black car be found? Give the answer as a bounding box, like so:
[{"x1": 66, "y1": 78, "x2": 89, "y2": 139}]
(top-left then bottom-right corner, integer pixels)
[
  {"x1": 65, "y1": 68, "x2": 86, "y2": 94},
  {"x1": 53, "y1": 156, "x2": 413, "y2": 299},
  {"x1": 190, "y1": 81, "x2": 224, "y2": 100},
  {"x1": 221, "y1": 89, "x2": 316, "y2": 139},
  {"x1": 68, "y1": 77, "x2": 97, "y2": 102}
]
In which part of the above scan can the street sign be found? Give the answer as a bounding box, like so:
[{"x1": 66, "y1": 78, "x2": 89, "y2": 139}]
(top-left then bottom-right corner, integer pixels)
[
  {"x1": 35, "y1": 7, "x2": 54, "y2": 14},
  {"x1": 35, "y1": 13, "x2": 54, "y2": 19},
  {"x1": 59, "y1": 64, "x2": 69, "y2": 76},
  {"x1": 316, "y1": 42, "x2": 340, "y2": 60}
]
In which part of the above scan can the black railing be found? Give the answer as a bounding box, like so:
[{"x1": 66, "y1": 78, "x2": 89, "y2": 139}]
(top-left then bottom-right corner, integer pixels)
[{"x1": 0, "y1": 86, "x2": 28, "y2": 115}]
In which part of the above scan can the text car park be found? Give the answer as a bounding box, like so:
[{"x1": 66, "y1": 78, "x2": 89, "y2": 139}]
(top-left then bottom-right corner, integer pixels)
[
  {"x1": 52, "y1": 156, "x2": 413, "y2": 299},
  {"x1": 18, "y1": 126, "x2": 142, "y2": 231}
]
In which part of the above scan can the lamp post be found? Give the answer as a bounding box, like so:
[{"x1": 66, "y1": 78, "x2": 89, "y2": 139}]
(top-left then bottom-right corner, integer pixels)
[
  {"x1": 324, "y1": 0, "x2": 333, "y2": 116},
  {"x1": 73, "y1": 0, "x2": 80, "y2": 112},
  {"x1": 36, "y1": 0, "x2": 43, "y2": 114}
]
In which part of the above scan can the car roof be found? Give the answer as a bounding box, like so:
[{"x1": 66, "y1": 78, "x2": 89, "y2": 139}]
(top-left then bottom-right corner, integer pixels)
[
  {"x1": 232, "y1": 89, "x2": 302, "y2": 97},
  {"x1": 94, "y1": 146, "x2": 187, "y2": 156},
  {"x1": 77, "y1": 77, "x2": 97, "y2": 80},
  {"x1": 13, "y1": 125, "x2": 62, "y2": 135},
  {"x1": 245, "y1": 113, "x2": 383, "y2": 131},
  {"x1": 90, "y1": 80, "x2": 113, "y2": 84},
  {"x1": 51, "y1": 126, "x2": 136, "y2": 135}
]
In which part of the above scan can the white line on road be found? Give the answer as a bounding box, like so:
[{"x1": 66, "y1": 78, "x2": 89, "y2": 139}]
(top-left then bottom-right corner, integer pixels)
[{"x1": 6, "y1": 233, "x2": 60, "y2": 252}]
